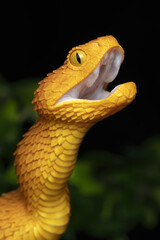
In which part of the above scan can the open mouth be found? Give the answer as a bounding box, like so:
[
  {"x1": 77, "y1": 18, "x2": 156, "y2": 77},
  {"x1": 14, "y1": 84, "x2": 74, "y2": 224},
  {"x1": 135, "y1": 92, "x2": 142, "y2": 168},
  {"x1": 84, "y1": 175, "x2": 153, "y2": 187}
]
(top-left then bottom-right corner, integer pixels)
[{"x1": 56, "y1": 47, "x2": 123, "y2": 104}]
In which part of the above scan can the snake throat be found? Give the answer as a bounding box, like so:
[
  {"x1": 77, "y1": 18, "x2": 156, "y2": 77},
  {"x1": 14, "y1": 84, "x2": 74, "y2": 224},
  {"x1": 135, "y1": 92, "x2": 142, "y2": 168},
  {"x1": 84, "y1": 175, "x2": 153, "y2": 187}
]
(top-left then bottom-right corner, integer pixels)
[{"x1": 56, "y1": 47, "x2": 123, "y2": 104}]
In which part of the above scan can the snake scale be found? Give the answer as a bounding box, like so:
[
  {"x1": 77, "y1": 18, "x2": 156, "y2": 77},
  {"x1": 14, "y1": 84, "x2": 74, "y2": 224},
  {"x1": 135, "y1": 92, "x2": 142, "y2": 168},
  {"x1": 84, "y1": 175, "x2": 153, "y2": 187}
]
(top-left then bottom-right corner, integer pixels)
[{"x1": 0, "y1": 35, "x2": 137, "y2": 239}]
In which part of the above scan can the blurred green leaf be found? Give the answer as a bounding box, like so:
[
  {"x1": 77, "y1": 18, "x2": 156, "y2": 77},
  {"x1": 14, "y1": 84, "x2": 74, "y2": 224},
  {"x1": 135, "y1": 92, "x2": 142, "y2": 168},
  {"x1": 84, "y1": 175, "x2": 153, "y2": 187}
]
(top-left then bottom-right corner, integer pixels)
[
  {"x1": 152, "y1": 188, "x2": 160, "y2": 207},
  {"x1": 4, "y1": 165, "x2": 17, "y2": 185},
  {"x1": 12, "y1": 78, "x2": 39, "y2": 122},
  {"x1": 12, "y1": 77, "x2": 40, "y2": 106},
  {"x1": 0, "y1": 76, "x2": 38, "y2": 188},
  {"x1": 142, "y1": 207, "x2": 158, "y2": 229},
  {"x1": 68, "y1": 136, "x2": 160, "y2": 239},
  {"x1": 1, "y1": 99, "x2": 18, "y2": 121},
  {"x1": 70, "y1": 161, "x2": 104, "y2": 196}
]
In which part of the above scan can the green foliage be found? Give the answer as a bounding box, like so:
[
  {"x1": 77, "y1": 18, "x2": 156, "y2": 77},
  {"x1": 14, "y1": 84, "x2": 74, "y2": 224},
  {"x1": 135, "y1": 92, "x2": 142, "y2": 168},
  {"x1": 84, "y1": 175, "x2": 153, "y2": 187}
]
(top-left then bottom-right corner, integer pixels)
[
  {"x1": 1, "y1": 75, "x2": 160, "y2": 239},
  {"x1": 0, "y1": 74, "x2": 39, "y2": 193},
  {"x1": 65, "y1": 138, "x2": 160, "y2": 239}
]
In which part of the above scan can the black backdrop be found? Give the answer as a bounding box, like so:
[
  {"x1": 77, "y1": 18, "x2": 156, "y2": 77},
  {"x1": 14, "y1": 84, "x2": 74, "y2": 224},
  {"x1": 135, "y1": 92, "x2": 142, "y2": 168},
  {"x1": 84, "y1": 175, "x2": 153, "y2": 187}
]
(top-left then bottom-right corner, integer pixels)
[
  {"x1": 0, "y1": 2, "x2": 160, "y2": 238},
  {"x1": 1, "y1": 2, "x2": 159, "y2": 152}
]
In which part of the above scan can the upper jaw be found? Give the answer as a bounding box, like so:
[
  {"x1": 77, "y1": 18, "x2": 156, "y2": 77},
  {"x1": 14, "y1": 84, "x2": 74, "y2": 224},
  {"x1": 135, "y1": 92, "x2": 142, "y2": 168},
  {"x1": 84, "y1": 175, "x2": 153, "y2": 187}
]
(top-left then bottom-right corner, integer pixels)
[{"x1": 56, "y1": 47, "x2": 123, "y2": 104}]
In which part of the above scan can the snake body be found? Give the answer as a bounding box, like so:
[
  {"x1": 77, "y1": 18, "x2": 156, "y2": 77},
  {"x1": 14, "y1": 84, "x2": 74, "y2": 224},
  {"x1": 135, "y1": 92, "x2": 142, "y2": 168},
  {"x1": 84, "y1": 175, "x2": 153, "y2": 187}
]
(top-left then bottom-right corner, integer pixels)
[{"x1": 0, "y1": 35, "x2": 137, "y2": 239}]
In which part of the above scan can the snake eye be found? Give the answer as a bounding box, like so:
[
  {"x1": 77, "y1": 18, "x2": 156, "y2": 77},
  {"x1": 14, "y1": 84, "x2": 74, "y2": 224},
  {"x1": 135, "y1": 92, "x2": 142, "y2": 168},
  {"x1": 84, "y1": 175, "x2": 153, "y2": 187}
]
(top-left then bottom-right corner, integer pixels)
[{"x1": 70, "y1": 50, "x2": 86, "y2": 66}]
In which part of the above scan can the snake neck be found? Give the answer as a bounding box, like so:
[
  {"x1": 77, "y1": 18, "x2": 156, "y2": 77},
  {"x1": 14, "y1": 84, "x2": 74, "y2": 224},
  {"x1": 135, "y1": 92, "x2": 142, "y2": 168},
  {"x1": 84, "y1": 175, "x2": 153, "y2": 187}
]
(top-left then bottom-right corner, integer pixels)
[{"x1": 14, "y1": 117, "x2": 91, "y2": 237}]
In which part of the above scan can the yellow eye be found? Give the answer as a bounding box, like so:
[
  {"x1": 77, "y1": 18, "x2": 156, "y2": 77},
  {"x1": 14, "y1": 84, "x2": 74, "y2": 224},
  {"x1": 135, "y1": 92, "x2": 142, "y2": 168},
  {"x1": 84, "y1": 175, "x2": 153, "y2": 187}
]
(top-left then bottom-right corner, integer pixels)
[{"x1": 70, "y1": 50, "x2": 86, "y2": 66}]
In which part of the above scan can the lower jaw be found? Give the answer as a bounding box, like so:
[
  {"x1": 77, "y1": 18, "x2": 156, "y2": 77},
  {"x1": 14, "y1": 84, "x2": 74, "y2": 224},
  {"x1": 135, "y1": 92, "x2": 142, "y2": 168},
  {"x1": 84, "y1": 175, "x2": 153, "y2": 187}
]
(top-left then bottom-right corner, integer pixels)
[{"x1": 79, "y1": 83, "x2": 122, "y2": 101}]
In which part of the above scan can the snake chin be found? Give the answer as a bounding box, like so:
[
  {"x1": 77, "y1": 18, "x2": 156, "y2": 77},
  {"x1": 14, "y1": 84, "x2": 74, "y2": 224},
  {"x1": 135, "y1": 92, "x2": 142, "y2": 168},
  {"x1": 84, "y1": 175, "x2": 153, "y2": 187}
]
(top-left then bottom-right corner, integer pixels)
[{"x1": 56, "y1": 47, "x2": 123, "y2": 104}]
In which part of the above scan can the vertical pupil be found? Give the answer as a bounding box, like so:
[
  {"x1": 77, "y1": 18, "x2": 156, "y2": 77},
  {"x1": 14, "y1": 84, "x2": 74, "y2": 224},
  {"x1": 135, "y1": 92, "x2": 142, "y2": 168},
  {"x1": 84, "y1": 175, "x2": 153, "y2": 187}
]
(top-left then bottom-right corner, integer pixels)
[{"x1": 76, "y1": 53, "x2": 81, "y2": 64}]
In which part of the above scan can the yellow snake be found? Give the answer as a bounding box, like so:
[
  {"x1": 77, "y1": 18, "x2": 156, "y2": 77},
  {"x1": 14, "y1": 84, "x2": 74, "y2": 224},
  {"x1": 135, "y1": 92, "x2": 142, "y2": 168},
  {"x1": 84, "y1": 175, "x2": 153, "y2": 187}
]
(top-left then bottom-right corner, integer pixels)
[{"x1": 0, "y1": 35, "x2": 137, "y2": 239}]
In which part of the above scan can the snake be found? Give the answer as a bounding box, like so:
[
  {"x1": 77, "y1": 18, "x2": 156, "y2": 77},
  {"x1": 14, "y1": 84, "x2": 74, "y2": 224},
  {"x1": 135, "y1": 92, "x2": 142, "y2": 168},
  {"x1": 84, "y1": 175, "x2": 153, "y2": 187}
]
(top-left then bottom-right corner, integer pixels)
[{"x1": 0, "y1": 35, "x2": 137, "y2": 240}]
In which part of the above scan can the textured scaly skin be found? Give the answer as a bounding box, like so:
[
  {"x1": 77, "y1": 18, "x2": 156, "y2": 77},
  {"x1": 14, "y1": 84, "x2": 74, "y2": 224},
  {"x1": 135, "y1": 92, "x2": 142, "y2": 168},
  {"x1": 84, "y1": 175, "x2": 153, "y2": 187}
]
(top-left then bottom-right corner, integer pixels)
[{"x1": 0, "y1": 35, "x2": 137, "y2": 239}]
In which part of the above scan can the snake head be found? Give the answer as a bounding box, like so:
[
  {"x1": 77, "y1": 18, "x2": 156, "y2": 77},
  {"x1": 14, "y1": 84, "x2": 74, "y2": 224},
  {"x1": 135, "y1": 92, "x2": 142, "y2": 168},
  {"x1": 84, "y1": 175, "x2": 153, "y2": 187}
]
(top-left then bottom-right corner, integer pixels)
[{"x1": 33, "y1": 35, "x2": 137, "y2": 123}]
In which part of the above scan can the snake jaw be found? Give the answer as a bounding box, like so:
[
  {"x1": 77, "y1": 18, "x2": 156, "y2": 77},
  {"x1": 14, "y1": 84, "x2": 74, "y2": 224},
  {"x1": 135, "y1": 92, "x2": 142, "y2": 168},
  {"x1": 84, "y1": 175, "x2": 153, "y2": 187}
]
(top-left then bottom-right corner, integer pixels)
[
  {"x1": 33, "y1": 35, "x2": 137, "y2": 121},
  {"x1": 56, "y1": 47, "x2": 123, "y2": 104}
]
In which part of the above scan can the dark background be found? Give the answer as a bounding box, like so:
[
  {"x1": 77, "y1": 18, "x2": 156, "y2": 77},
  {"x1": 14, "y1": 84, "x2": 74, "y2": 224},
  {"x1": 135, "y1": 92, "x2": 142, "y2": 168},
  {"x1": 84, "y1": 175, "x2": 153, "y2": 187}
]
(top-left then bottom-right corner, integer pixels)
[
  {"x1": 1, "y1": 2, "x2": 159, "y2": 152},
  {"x1": 0, "y1": 1, "x2": 160, "y2": 239}
]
